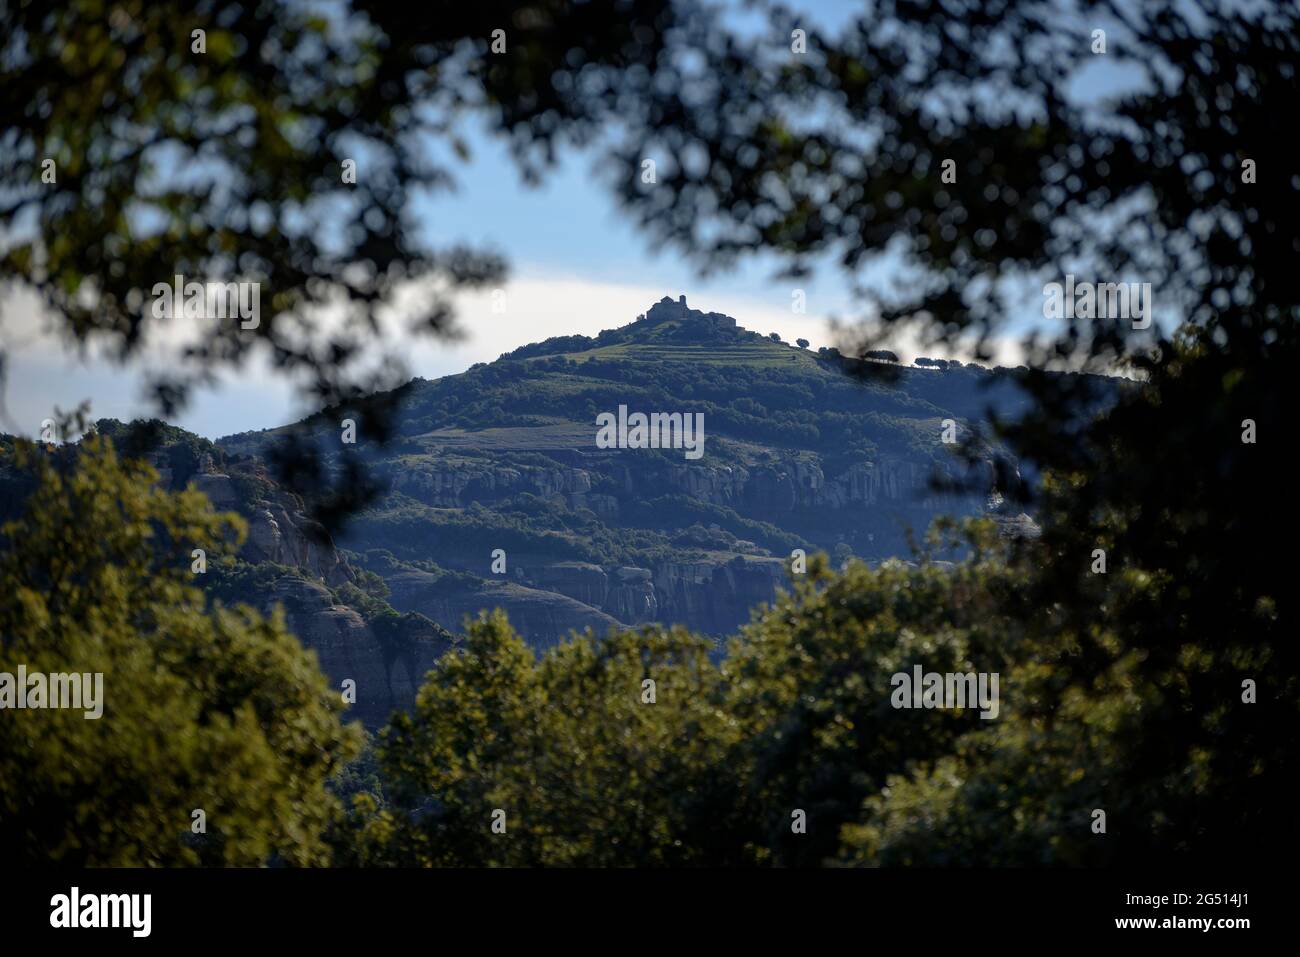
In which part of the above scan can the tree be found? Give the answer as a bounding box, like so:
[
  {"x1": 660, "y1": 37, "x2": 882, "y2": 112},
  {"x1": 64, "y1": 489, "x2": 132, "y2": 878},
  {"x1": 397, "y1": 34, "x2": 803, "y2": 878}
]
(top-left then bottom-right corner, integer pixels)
[
  {"x1": 0, "y1": 436, "x2": 360, "y2": 865},
  {"x1": 714, "y1": 542, "x2": 1018, "y2": 866},
  {"x1": 359, "y1": 611, "x2": 735, "y2": 866},
  {"x1": 796, "y1": 338, "x2": 810, "y2": 349}
]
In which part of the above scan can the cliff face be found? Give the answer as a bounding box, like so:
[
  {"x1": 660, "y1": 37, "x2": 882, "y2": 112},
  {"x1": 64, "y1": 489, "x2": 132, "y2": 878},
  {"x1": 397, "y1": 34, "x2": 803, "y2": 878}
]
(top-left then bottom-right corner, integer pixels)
[
  {"x1": 652, "y1": 556, "x2": 789, "y2": 635},
  {"x1": 121, "y1": 436, "x2": 457, "y2": 727},
  {"x1": 390, "y1": 461, "x2": 595, "y2": 509},
  {"x1": 383, "y1": 453, "x2": 967, "y2": 517},
  {"x1": 383, "y1": 565, "x2": 625, "y2": 649},
  {"x1": 375, "y1": 540, "x2": 792, "y2": 642},
  {"x1": 259, "y1": 574, "x2": 453, "y2": 726},
  {"x1": 243, "y1": 501, "x2": 353, "y2": 585},
  {"x1": 351, "y1": 449, "x2": 981, "y2": 645}
]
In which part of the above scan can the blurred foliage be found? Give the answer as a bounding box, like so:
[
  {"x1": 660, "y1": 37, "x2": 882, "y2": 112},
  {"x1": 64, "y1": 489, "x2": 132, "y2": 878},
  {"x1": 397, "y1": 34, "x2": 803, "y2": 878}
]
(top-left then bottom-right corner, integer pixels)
[
  {"x1": 0, "y1": 0, "x2": 709, "y2": 529},
  {"x1": 0, "y1": 0, "x2": 702, "y2": 408},
  {"x1": 0, "y1": 436, "x2": 361, "y2": 865}
]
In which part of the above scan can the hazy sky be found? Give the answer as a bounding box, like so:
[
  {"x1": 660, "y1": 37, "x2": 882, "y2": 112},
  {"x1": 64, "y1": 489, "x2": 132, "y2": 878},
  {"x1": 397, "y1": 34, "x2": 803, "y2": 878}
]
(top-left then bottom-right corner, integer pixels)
[{"x1": 0, "y1": 0, "x2": 1137, "y2": 440}]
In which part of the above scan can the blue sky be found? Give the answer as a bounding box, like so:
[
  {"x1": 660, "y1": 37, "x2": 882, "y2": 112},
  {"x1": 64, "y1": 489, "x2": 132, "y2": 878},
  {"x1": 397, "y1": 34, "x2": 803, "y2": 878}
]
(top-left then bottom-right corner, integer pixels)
[{"x1": 0, "y1": 0, "x2": 1143, "y2": 440}]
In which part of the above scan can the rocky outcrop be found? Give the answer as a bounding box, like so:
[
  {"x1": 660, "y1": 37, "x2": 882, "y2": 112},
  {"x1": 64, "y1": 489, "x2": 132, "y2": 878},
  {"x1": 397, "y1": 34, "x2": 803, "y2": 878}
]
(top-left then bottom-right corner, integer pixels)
[
  {"x1": 254, "y1": 574, "x2": 454, "y2": 726},
  {"x1": 651, "y1": 555, "x2": 789, "y2": 635},
  {"x1": 385, "y1": 453, "x2": 973, "y2": 516},
  {"x1": 607, "y1": 567, "x2": 658, "y2": 623},
  {"x1": 191, "y1": 472, "x2": 242, "y2": 509},
  {"x1": 140, "y1": 445, "x2": 442, "y2": 723},
  {"x1": 530, "y1": 561, "x2": 609, "y2": 608},
  {"x1": 242, "y1": 498, "x2": 352, "y2": 586},
  {"x1": 389, "y1": 461, "x2": 594, "y2": 509},
  {"x1": 465, "y1": 555, "x2": 790, "y2": 642},
  {"x1": 149, "y1": 449, "x2": 356, "y2": 587},
  {"x1": 383, "y1": 566, "x2": 626, "y2": 649},
  {"x1": 526, "y1": 562, "x2": 659, "y2": 625},
  {"x1": 659, "y1": 456, "x2": 972, "y2": 512}
]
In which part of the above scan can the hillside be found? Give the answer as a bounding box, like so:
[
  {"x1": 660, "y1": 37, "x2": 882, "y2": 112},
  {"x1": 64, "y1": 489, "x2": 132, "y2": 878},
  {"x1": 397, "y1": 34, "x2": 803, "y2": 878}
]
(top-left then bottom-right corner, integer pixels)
[
  {"x1": 217, "y1": 297, "x2": 1041, "y2": 652},
  {"x1": 1, "y1": 297, "x2": 1053, "y2": 725},
  {"x1": 0, "y1": 419, "x2": 457, "y2": 727}
]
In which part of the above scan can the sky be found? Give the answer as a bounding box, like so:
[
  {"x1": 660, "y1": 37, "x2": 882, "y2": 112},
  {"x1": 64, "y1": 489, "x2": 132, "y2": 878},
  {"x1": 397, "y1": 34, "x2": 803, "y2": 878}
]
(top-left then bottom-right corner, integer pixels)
[{"x1": 0, "y1": 0, "x2": 1140, "y2": 440}]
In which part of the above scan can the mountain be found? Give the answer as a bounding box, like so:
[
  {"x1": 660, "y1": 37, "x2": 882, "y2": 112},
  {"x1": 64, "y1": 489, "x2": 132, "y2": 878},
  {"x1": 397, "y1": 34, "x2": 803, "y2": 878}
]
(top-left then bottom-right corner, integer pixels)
[
  {"x1": 222, "y1": 298, "x2": 1040, "y2": 655},
  {"x1": 2, "y1": 297, "x2": 1048, "y2": 725}
]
